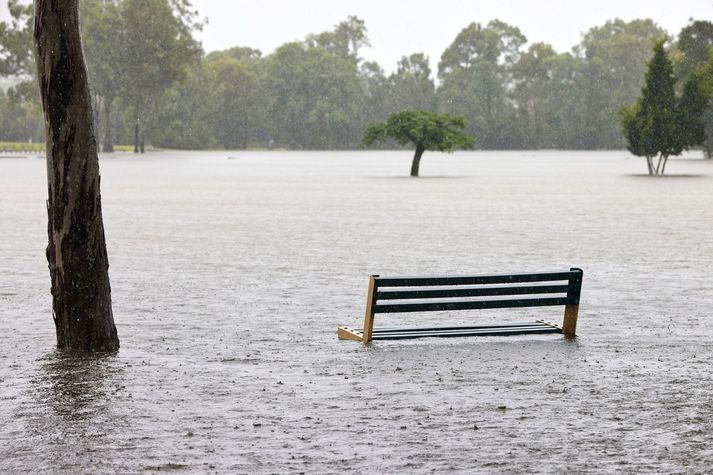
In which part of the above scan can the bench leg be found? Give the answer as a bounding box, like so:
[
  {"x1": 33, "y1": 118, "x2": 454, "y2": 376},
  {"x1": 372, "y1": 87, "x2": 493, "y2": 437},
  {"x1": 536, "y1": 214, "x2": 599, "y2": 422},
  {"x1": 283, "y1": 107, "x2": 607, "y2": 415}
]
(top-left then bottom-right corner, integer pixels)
[
  {"x1": 562, "y1": 304, "x2": 579, "y2": 337},
  {"x1": 361, "y1": 275, "x2": 377, "y2": 344}
]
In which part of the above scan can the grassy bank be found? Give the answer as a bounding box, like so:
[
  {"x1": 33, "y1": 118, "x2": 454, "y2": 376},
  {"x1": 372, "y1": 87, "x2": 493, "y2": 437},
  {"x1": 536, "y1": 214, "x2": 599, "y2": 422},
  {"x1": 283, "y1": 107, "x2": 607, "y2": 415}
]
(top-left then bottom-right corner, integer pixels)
[
  {"x1": 0, "y1": 142, "x2": 44, "y2": 153},
  {"x1": 1, "y1": 142, "x2": 138, "y2": 153}
]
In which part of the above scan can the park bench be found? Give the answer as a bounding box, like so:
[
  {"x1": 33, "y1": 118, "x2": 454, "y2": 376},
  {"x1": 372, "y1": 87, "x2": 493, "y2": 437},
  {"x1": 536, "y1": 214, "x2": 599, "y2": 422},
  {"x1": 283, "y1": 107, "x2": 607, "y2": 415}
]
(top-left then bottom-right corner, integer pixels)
[{"x1": 337, "y1": 268, "x2": 583, "y2": 344}]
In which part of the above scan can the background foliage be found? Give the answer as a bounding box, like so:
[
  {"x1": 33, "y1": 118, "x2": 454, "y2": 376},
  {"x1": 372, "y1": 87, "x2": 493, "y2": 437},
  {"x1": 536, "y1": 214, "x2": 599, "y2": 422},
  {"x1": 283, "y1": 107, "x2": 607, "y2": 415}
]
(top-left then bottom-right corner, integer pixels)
[{"x1": 1, "y1": 1, "x2": 711, "y2": 152}]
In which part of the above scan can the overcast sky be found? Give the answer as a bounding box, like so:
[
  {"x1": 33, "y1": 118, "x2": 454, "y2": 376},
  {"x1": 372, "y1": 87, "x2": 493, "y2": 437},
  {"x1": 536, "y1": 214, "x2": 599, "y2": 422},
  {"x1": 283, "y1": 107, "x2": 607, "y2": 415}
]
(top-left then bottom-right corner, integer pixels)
[
  {"x1": 189, "y1": 0, "x2": 711, "y2": 71},
  {"x1": 2, "y1": 0, "x2": 712, "y2": 72}
]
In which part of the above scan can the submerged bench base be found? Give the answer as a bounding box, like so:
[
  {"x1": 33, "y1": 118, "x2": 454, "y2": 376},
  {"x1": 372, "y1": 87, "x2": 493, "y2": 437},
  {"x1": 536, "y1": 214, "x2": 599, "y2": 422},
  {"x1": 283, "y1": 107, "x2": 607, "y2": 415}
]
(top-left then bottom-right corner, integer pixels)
[{"x1": 338, "y1": 319, "x2": 562, "y2": 342}]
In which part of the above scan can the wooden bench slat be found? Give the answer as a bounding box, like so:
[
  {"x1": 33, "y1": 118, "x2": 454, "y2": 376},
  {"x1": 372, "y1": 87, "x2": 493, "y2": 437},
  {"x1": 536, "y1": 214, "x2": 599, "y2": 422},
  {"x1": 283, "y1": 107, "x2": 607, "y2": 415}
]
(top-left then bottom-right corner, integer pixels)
[
  {"x1": 372, "y1": 326, "x2": 555, "y2": 336},
  {"x1": 370, "y1": 325, "x2": 562, "y2": 340},
  {"x1": 336, "y1": 322, "x2": 563, "y2": 341},
  {"x1": 375, "y1": 271, "x2": 576, "y2": 287},
  {"x1": 374, "y1": 297, "x2": 569, "y2": 313},
  {"x1": 376, "y1": 284, "x2": 569, "y2": 300},
  {"x1": 367, "y1": 322, "x2": 554, "y2": 333}
]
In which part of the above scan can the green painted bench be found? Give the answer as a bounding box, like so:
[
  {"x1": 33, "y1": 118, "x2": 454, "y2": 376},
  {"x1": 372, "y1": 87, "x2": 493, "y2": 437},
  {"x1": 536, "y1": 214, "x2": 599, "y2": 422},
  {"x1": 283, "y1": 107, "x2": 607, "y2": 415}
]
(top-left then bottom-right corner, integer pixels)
[{"x1": 338, "y1": 268, "x2": 583, "y2": 344}]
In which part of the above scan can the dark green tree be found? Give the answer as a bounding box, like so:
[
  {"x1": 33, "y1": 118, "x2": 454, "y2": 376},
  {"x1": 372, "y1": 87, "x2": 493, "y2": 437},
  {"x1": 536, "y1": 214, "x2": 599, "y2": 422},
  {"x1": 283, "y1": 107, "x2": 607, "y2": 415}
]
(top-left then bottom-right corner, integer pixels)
[
  {"x1": 577, "y1": 19, "x2": 667, "y2": 148},
  {"x1": 676, "y1": 20, "x2": 713, "y2": 79},
  {"x1": 119, "y1": 0, "x2": 203, "y2": 153},
  {"x1": 512, "y1": 42, "x2": 559, "y2": 148},
  {"x1": 620, "y1": 41, "x2": 704, "y2": 175},
  {"x1": 360, "y1": 60, "x2": 390, "y2": 125},
  {"x1": 150, "y1": 64, "x2": 220, "y2": 149},
  {"x1": 81, "y1": 0, "x2": 123, "y2": 152},
  {"x1": 676, "y1": 20, "x2": 713, "y2": 157},
  {"x1": 306, "y1": 15, "x2": 369, "y2": 59},
  {"x1": 0, "y1": 0, "x2": 34, "y2": 78},
  {"x1": 386, "y1": 53, "x2": 436, "y2": 113},
  {"x1": 0, "y1": 0, "x2": 44, "y2": 143},
  {"x1": 263, "y1": 17, "x2": 369, "y2": 149},
  {"x1": 437, "y1": 20, "x2": 526, "y2": 149},
  {"x1": 363, "y1": 110, "x2": 475, "y2": 177},
  {"x1": 698, "y1": 49, "x2": 713, "y2": 96},
  {"x1": 677, "y1": 68, "x2": 708, "y2": 150},
  {"x1": 208, "y1": 56, "x2": 259, "y2": 149}
]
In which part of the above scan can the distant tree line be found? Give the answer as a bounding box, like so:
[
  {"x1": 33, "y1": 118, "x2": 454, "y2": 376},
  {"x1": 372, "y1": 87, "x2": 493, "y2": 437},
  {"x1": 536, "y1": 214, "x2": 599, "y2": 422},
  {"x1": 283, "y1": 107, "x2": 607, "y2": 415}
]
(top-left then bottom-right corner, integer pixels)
[{"x1": 1, "y1": 0, "x2": 712, "y2": 152}]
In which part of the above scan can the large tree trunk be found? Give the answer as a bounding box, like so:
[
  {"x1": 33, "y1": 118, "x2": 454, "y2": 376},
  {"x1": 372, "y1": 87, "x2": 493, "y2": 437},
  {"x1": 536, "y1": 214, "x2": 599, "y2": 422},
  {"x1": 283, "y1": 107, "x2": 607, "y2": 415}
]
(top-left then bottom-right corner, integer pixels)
[
  {"x1": 34, "y1": 0, "x2": 119, "y2": 352},
  {"x1": 410, "y1": 145, "x2": 425, "y2": 177}
]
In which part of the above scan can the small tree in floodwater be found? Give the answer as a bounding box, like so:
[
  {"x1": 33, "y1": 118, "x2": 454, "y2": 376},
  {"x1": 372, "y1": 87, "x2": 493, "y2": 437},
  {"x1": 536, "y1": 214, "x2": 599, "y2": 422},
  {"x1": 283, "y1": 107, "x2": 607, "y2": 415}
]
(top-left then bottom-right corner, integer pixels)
[
  {"x1": 34, "y1": 0, "x2": 119, "y2": 351},
  {"x1": 619, "y1": 40, "x2": 707, "y2": 175},
  {"x1": 362, "y1": 110, "x2": 475, "y2": 177}
]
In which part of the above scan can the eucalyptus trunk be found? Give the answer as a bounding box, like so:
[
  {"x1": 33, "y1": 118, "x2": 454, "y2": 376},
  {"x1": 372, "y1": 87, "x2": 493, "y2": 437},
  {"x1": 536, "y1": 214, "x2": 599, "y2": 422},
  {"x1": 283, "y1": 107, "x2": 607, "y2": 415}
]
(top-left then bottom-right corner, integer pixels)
[{"x1": 34, "y1": 0, "x2": 119, "y2": 351}]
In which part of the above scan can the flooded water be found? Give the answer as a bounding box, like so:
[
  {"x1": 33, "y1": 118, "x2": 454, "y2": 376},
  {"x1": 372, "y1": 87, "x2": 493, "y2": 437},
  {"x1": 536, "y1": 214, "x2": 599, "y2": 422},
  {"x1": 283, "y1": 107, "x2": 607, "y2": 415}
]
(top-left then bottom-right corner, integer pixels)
[{"x1": 1, "y1": 150, "x2": 713, "y2": 472}]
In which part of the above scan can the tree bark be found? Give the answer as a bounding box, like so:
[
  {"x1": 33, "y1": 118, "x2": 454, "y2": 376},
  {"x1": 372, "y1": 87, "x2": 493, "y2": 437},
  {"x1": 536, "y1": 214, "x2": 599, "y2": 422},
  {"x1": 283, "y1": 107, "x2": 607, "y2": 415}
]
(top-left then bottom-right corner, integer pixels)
[
  {"x1": 660, "y1": 155, "x2": 669, "y2": 175},
  {"x1": 133, "y1": 120, "x2": 139, "y2": 153},
  {"x1": 34, "y1": 0, "x2": 119, "y2": 352},
  {"x1": 410, "y1": 145, "x2": 425, "y2": 177}
]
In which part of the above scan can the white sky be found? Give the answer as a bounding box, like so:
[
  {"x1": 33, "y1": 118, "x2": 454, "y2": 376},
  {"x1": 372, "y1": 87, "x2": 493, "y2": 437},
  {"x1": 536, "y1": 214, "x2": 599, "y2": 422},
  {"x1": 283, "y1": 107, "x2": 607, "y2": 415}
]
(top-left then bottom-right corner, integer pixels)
[
  {"x1": 188, "y1": 0, "x2": 712, "y2": 71},
  {"x1": 2, "y1": 0, "x2": 712, "y2": 72}
]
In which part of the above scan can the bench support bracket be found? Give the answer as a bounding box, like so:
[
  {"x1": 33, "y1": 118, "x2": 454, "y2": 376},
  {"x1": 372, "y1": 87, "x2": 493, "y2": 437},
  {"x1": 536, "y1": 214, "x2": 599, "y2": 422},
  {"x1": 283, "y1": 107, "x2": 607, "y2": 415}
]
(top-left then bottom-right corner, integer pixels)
[{"x1": 337, "y1": 326, "x2": 363, "y2": 342}]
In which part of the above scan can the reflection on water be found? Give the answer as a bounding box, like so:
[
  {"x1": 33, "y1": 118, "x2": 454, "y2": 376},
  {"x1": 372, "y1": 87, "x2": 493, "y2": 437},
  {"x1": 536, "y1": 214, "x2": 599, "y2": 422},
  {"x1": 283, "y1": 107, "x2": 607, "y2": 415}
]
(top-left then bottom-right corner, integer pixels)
[
  {"x1": 5, "y1": 352, "x2": 124, "y2": 472},
  {"x1": 33, "y1": 351, "x2": 115, "y2": 423}
]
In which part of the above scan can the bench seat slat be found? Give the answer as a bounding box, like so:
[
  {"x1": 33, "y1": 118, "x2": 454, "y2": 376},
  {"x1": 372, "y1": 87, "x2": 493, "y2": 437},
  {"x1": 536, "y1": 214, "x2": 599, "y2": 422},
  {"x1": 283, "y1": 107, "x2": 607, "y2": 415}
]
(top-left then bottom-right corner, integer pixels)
[
  {"x1": 375, "y1": 271, "x2": 575, "y2": 287},
  {"x1": 369, "y1": 323, "x2": 562, "y2": 340},
  {"x1": 367, "y1": 322, "x2": 553, "y2": 332},
  {"x1": 374, "y1": 297, "x2": 569, "y2": 313},
  {"x1": 376, "y1": 284, "x2": 569, "y2": 300}
]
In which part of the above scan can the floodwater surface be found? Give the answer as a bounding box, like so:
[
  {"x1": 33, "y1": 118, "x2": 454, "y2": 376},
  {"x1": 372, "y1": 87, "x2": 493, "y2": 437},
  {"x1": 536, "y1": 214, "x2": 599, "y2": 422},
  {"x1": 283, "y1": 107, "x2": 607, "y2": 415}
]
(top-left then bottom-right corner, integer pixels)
[{"x1": 1, "y1": 151, "x2": 712, "y2": 472}]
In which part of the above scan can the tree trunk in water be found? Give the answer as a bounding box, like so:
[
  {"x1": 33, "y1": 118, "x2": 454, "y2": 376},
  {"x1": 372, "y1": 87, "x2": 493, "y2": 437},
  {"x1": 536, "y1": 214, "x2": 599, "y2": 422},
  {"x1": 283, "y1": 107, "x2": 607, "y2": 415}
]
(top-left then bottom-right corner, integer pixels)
[
  {"x1": 34, "y1": 0, "x2": 119, "y2": 352},
  {"x1": 654, "y1": 154, "x2": 668, "y2": 175},
  {"x1": 410, "y1": 145, "x2": 425, "y2": 177},
  {"x1": 102, "y1": 98, "x2": 113, "y2": 153},
  {"x1": 660, "y1": 155, "x2": 669, "y2": 175}
]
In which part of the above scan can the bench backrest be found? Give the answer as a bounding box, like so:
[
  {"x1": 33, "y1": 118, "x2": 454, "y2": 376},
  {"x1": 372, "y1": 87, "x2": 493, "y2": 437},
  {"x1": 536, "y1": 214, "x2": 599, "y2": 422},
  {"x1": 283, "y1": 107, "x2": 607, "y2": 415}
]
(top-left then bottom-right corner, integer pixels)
[{"x1": 361, "y1": 268, "x2": 583, "y2": 342}]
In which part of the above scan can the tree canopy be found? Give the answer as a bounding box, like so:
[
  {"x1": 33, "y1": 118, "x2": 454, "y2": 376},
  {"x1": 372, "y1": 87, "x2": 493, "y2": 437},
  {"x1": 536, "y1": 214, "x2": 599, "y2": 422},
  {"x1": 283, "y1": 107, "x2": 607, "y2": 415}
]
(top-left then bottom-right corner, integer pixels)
[
  {"x1": 2, "y1": 12, "x2": 711, "y2": 153},
  {"x1": 675, "y1": 20, "x2": 713, "y2": 158},
  {"x1": 363, "y1": 110, "x2": 475, "y2": 176},
  {"x1": 0, "y1": 0, "x2": 33, "y2": 78}
]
